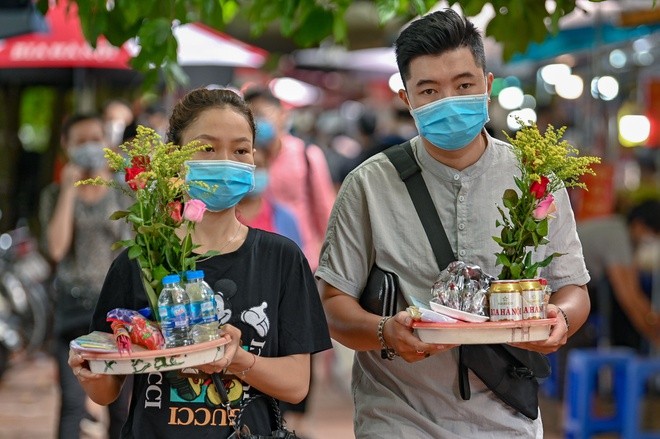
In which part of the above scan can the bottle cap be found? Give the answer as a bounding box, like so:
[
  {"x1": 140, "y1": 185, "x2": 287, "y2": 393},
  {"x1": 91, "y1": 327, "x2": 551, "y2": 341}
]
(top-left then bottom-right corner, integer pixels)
[
  {"x1": 162, "y1": 274, "x2": 181, "y2": 285},
  {"x1": 185, "y1": 270, "x2": 204, "y2": 281}
]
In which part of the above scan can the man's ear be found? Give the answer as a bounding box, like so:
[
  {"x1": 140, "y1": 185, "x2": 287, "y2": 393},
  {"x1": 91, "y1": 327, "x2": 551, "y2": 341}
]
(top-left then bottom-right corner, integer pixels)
[{"x1": 398, "y1": 89, "x2": 411, "y2": 110}]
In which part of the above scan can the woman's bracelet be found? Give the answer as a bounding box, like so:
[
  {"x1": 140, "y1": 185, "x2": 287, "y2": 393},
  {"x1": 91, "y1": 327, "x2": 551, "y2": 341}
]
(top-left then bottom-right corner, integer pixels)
[
  {"x1": 237, "y1": 352, "x2": 257, "y2": 378},
  {"x1": 377, "y1": 316, "x2": 397, "y2": 360},
  {"x1": 556, "y1": 306, "x2": 570, "y2": 331}
]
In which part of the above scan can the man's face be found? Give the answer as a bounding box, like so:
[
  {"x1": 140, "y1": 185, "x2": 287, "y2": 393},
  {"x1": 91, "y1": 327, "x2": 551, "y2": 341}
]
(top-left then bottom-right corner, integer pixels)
[{"x1": 399, "y1": 47, "x2": 493, "y2": 110}]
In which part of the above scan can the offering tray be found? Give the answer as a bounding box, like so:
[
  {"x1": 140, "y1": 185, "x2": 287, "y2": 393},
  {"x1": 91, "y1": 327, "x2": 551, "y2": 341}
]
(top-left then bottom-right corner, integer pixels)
[
  {"x1": 413, "y1": 317, "x2": 556, "y2": 344},
  {"x1": 72, "y1": 331, "x2": 231, "y2": 375}
]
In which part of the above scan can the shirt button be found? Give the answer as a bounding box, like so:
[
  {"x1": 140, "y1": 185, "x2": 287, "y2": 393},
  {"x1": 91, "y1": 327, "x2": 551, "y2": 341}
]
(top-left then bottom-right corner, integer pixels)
[
  {"x1": 458, "y1": 195, "x2": 465, "y2": 202},
  {"x1": 458, "y1": 223, "x2": 465, "y2": 230},
  {"x1": 459, "y1": 250, "x2": 466, "y2": 257},
  {"x1": 453, "y1": 174, "x2": 460, "y2": 181}
]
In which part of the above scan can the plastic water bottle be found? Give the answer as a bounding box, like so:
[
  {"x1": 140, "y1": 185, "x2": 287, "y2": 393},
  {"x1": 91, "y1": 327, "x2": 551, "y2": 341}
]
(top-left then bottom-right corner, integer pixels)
[
  {"x1": 185, "y1": 270, "x2": 219, "y2": 343},
  {"x1": 158, "y1": 274, "x2": 193, "y2": 348}
]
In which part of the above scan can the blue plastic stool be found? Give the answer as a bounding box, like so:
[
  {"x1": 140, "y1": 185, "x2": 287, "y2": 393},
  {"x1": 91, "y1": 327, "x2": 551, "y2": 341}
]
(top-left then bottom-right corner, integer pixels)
[
  {"x1": 564, "y1": 347, "x2": 636, "y2": 439},
  {"x1": 540, "y1": 351, "x2": 560, "y2": 399},
  {"x1": 622, "y1": 357, "x2": 660, "y2": 439}
]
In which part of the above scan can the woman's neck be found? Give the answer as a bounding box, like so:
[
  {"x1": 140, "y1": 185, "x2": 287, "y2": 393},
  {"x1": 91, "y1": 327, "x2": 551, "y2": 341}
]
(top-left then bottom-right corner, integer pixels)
[{"x1": 187, "y1": 209, "x2": 247, "y2": 254}]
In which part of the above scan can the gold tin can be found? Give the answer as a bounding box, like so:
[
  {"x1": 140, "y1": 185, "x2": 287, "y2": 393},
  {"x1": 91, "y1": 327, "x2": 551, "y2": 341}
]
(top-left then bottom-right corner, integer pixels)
[
  {"x1": 488, "y1": 280, "x2": 522, "y2": 321},
  {"x1": 519, "y1": 279, "x2": 546, "y2": 319}
]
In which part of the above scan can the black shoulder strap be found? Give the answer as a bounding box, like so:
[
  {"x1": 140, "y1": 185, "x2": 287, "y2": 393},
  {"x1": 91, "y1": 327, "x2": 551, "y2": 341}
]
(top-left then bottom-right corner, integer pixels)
[
  {"x1": 383, "y1": 140, "x2": 472, "y2": 400},
  {"x1": 382, "y1": 141, "x2": 455, "y2": 272}
]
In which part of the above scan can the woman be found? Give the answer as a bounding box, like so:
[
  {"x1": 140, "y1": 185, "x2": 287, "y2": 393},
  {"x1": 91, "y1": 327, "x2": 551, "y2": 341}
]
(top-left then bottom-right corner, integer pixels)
[{"x1": 68, "y1": 88, "x2": 332, "y2": 438}]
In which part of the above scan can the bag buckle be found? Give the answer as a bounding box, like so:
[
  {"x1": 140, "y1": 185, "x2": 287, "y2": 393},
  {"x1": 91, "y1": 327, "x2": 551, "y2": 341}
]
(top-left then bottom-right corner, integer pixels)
[{"x1": 508, "y1": 365, "x2": 534, "y2": 379}]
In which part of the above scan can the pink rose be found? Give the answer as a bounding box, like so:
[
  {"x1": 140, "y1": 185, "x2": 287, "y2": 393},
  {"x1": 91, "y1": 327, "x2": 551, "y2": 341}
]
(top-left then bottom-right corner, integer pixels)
[
  {"x1": 532, "y1": 195, "x2": 557, "y2": 220},
  {"x1": 183, "y1": 199, "x2": 206, "y2": 223},
  {"x1": 530, "y1": 176, "x2": 550, "y2": 200}
]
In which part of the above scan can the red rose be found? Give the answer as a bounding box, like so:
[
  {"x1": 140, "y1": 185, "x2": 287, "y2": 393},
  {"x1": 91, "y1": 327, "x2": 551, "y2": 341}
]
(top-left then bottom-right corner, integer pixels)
[
  {"x1": 124, "y1": 156, "x2": 150, "y2": 191},
  {"x1": 124, "y1": 166, "x2": 147, "y2": 190},
  {"x1": 167, "y1": 201, "x2": 183, "y2": 223},
  {"x1": 529, "y1": 176, "x2": 550, "y2": 199}
]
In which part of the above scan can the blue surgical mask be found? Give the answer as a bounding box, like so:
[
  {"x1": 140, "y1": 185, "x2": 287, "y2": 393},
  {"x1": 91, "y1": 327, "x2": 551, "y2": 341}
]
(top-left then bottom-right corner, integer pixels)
[
  {"x1": 410, "y1": 93, "x2": 489, "y2": 151},
  {"x1": 255, "y1": 118, "x2": 275, "y2": 148},
  {"x1": 251, "y1": 169, "x2": 269, "y2": 196},
  {"x1": 185, "y1": 160, "x2": 256, "y2": 212}
]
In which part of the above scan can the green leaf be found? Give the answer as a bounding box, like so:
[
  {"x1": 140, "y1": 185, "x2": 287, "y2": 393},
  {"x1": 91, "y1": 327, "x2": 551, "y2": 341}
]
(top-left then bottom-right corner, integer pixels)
[
  {"x1": 376, "y1": 0, "x2": 399, "y2": 23},
  {"x1": 127, "y1": 214, "x2": 144, "y2": 225},
  {"x1": 495, "y1": 253, "x2": 510, "y2": 267},
  {"x1": 128, "y1": 245, "x2": 143, "y2": 259},
  {"x1": 536, "y1": 219, "x2": 549, "y2": 237},
  {"x1": 502, "y1": 189, "x2": 519, "y2": 209},
  {"x1": 109, "y1": 210, "x2": 130, "y2": 220},
  {"x1": 111, "y1": 239, "x2": 134, "y2": 251},
  {"x1": 292, "y1": 7, "x2": 334, "y2": 47}
]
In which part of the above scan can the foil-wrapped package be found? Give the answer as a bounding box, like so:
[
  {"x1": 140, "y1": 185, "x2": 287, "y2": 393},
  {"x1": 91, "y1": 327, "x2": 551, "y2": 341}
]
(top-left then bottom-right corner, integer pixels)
[{"x1": 431, "y1": 261, "x2": 495, "y2": 316}]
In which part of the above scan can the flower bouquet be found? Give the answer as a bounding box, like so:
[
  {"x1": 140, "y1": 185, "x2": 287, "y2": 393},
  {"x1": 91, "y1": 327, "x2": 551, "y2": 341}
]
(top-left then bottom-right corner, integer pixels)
[
  {"x1": 493, "y1": 120, "x2": 601, "y2": 280},
  {"x1": 76, "y1": 126, "x2": 218, "y2": 320}
]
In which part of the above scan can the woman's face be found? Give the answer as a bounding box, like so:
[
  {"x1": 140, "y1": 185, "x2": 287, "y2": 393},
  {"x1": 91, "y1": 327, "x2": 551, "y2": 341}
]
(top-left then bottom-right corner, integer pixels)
[{"x1": 182, "y1": 107, "x2": 255, "y2": 165}]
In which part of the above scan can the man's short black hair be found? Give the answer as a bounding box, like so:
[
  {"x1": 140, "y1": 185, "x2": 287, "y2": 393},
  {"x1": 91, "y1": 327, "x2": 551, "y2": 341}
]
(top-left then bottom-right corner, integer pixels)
[
  {"x1": 628, "y1": 200, "x2": 660, "y2": 233},
  {"x1": 61, "y1": 113, "x2": 102, "y2": 141},
  {"x1": 394, "y1": 9, "x2": 486, "y2": 86},
  {"x1": 243, "y1": 86, "x2": 281, "y2": 107}
]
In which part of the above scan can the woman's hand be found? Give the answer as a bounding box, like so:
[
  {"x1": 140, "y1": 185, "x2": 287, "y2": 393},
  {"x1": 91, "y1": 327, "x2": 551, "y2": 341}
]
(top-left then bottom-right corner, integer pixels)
[
  {"x1": 68, "y1": 349, "x2": 104, "y2": 383},
  {"x1": 196, "y1": 324, "x2": 242, "y2": 374}
]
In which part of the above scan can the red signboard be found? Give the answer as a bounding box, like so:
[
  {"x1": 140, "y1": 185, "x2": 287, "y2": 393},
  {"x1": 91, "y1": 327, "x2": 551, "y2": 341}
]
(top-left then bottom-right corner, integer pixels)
[{"x1": 0, "y1": 1, "x2": 132, "y2": 69}]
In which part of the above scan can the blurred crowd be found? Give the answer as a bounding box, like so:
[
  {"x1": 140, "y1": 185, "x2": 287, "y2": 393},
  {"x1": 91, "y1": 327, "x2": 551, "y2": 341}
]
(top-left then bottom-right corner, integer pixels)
[{"x1": 0, "y1": 78, "x2": 658, "y2": 438}]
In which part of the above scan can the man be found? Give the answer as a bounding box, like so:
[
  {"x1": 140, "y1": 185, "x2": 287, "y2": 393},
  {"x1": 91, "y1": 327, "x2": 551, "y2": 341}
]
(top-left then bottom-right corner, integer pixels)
[
  {"x1": 316, "y1": 9, "x2": 591, "y2": 438},
  {"x1": 39, "y1": 114, "x2": 130, "y2": 438},
  {"x1": 243, "y1": 87, "x2": 336, "y2": 272}
]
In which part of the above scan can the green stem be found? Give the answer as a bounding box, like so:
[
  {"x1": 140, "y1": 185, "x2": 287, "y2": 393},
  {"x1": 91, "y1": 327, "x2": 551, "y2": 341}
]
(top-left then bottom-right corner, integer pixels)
[{"x1": 139, "y1": 198, "x2": 154, "y2": 279}]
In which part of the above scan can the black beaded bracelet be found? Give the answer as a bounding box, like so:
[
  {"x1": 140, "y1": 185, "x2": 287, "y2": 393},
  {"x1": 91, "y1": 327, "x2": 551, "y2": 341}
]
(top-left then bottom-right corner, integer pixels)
[
  {"x1": 556, "y1": 306, "x2": 570, "y2": 331},
  {"x1": 377, "y1": 316, "x2": 397, "y2": 360}
]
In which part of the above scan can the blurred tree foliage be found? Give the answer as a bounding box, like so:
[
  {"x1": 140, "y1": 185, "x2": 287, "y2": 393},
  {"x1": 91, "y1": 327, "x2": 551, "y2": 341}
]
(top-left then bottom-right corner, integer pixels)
[{"x1": 38, "y1": 0, "x2": 612, "y2": 89}]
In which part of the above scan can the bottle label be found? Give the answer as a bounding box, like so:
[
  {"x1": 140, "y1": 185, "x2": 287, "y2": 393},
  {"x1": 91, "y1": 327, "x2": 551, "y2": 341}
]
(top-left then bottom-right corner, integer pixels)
[
  {"x1": 159, "y1": 304, "x2": 190, "y2": 329},
  {"x1": 489, "y1": 292, "x2": 522, "y2": 321},
  {"x1": 190, "y1": 299, "x2": 218, "y2": 325}
]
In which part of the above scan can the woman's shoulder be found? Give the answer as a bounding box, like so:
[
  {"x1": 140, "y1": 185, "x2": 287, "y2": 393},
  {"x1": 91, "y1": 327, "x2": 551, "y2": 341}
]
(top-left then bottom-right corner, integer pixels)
[{"x1": 250, "y1": 227, "x2": 302, "y2": 253}]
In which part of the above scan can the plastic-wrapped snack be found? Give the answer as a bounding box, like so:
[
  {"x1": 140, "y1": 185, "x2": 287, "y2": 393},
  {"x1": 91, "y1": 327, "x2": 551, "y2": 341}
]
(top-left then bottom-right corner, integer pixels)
[
  {"x1": 107, "y1": 308, "x2": 165, "y2": 351},
  {"x1": 110, "y1": 320, "x2": 132, "y2": 354},
  {"x1": 431, "y1": 262, "x2": 495, "y2": 316}
]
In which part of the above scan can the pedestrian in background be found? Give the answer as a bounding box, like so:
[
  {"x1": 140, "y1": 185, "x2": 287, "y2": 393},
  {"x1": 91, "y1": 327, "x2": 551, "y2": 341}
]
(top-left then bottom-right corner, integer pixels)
[
  {"x1": 243, "y1": 87, "x2": 336, "y2": 272},
  {"x1": 39, "y1": 114, "x2": 131, "y2": 438}
]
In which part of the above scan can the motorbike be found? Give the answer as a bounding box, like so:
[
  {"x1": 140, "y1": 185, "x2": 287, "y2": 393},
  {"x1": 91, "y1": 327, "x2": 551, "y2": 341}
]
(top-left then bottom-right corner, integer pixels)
[{"x1": 0, "y1": 225, "x2": 52, "y2": 379}]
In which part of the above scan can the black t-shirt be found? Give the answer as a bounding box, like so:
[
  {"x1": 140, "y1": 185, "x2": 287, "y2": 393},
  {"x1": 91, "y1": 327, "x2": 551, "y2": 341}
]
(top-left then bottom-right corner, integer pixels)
[{"x1": 91, "y1": 228, "x2": 332, "y2": 439}]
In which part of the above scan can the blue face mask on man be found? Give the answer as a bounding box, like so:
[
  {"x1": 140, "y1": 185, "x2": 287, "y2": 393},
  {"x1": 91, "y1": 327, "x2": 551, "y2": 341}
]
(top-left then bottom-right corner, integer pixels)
[
  {"x1": 185, "y1": 160, "x2": 256, "y2": 212},
  {"x1": 255, "y1": 118, "x2": 276, "y2": 148},
  {"x1": 410, "y1": 93, "x2": 490, "y2": 151}
]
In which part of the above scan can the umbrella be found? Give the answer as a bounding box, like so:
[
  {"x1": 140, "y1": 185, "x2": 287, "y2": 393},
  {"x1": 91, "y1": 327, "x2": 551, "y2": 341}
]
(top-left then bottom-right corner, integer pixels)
[
  {"x1": 173, "y1": 23, "x2": 268, "y2": 69},
  {"x1": 170, "y1": 22, "x2": 269, "y2": 89},
  {"x1": 0, "y1": 0, "x2": 137, "y2": 87},
  {"x1": 0, "y1": 2, "x2": 269, "y2": 88}
]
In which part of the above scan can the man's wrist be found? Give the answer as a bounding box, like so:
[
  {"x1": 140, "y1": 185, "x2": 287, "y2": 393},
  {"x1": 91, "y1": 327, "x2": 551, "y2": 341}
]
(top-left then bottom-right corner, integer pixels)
[
  {"x1": 556, "y1": 306, "x2": 570, "y2": 331},
  {"x1": 377, "y1": 316, "x2": 397, "y2": 360}
]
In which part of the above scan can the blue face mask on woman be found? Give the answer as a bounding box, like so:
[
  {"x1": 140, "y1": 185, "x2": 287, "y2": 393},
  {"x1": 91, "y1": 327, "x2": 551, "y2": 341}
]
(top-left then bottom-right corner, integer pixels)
[
  {"x1": 185, "y1": 160, "x2": 256, "y2": 212},
  {"x1": 410, "y1": 93, "x2": 490, "y2": 151}
]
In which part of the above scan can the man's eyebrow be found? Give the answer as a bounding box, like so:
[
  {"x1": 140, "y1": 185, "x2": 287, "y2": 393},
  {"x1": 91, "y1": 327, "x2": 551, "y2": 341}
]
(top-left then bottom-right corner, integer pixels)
[{"x1": 413, "y1": 72, "x2": 478, "y2": 88}]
